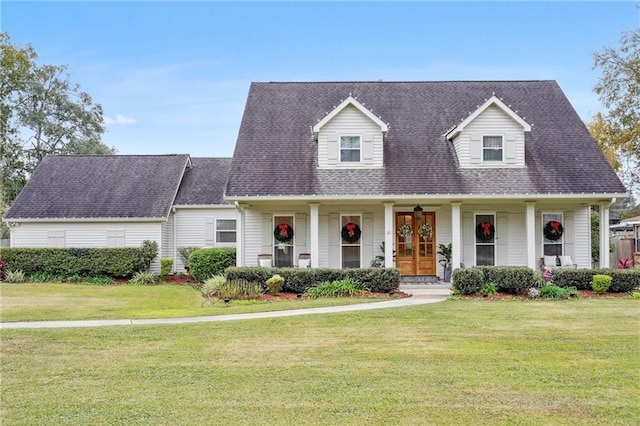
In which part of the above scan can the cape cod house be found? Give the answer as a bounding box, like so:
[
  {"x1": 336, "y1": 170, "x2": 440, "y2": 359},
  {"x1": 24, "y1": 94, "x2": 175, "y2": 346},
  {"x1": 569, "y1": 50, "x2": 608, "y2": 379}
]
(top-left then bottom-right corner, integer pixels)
[
  {"x1": 225, "y1": 81, "x2": 626, "y2": 277},
  {"x1": 3, "y1": 80, "x2": 628, "y2": 278}
]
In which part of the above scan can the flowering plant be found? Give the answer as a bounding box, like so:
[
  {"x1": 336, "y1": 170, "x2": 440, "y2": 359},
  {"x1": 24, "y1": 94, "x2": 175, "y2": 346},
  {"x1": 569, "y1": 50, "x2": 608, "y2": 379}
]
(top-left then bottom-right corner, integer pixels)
[
  {"x1": 418, "y1": 223, "x2": 432, "y2": 240},
  {"x1": 543, "y1": 221, "x2": 563, "y2": 241},
  {"x1": 475, "y1": 222, "x2": 495, "y2": 242},
  {"x1": 397, "y1": 223, "x2": 412, "y2": 240},
  {"x1": 342, "y1": 223, "x2": 361, "y2": 244},
  {"x1": 274, "y1": 223, "x2": 294, "y2": 243}
]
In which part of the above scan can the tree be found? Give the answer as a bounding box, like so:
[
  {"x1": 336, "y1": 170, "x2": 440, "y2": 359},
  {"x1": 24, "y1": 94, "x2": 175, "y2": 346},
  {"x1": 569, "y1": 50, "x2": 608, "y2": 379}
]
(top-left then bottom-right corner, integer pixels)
[
  {"x1": 0, "y1": 32, "x2": 114, "y2": 238},
  {"x1": 591, "y1": 20, "x2": 640, "y2": 192}
]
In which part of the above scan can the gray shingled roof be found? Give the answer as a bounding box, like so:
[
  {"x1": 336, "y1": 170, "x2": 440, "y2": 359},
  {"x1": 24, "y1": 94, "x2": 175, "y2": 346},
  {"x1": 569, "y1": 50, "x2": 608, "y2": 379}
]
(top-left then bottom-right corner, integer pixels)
[
  {"x1": 226, "y1": 81, "x2": 626, "y2": 197},
  {"x1": 174, "y1": 157, "x2": 231, "y2": 205},
  {"x1": 5, "y1": 154, "x2": 191, "y2": 220}
]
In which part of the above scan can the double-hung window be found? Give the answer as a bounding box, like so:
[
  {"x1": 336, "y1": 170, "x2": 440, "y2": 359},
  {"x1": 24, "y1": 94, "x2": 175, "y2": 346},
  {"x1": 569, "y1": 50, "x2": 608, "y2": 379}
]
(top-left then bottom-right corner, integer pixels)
[
  {"x1": 475, "y1": 214, "x2": 495, "y2": 266},
  {"x1": 341, "y1": 214, "x2": 361, "y2": 268},
  {"x1": 215, "y1": 219, "x2": 236, "y2": 243},
  {"x1": 483, "y1": 135, "x2": 503, "y2": 162},
  {"x1": 542, "y1": 213, "x2": 563, "y2": 256},
  {"x1": 340, "y1": 136, "x2": 361, "y2": 162}
]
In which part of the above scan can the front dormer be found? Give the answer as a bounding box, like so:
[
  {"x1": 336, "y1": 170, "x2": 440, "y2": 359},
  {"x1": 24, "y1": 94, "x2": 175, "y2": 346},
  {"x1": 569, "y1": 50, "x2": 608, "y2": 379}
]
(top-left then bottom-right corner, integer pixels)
[
  {"x1": 446, "y1": 96, "x2": 531, "y2": 168},
  {"x1": 314, "y1": 96, "x2": 388, "y2": 169}
]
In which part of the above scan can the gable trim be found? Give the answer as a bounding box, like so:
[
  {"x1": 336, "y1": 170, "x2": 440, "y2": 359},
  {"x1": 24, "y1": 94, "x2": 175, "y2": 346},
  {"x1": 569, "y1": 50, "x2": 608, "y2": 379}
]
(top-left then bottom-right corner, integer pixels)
[
  {"x1": 445, "y1": 95, "x2": 532, "y2": 140},
  {"x1": 313, "y1": 95, "x2": 389, "y2": 136}
]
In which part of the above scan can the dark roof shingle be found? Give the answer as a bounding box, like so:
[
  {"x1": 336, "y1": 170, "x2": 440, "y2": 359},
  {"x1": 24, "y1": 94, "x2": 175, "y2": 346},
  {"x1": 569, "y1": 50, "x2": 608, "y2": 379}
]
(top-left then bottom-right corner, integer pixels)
[
  {"x1": 5, "y1": 154, "x2": 191, "y2": 219},
  {"x1": 226, "y1": 81, "x2": 626, "y2": 197},
  {"x1": 174, "y1": 157, "x2": 231, "y2": 205}
]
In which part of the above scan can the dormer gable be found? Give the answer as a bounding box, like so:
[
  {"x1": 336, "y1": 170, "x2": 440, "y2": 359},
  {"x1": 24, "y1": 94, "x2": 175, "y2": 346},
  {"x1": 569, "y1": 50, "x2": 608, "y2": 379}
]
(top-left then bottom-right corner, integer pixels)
[
  {"x1": 314, "y1": 96, "x2": 388, "y2": 169},
  {"x1": 445, "y1": 95, "x2": 532, "y2": 169},
  {"x1": 313, "y1": 95, "x2": 388, "y2": 136}
]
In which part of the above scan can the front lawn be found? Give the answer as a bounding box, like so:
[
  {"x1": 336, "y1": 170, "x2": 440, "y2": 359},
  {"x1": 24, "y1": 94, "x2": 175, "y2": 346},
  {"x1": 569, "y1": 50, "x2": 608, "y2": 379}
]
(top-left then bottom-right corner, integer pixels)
[
  {"x1": 1, "y1": 299, "x2": 638, "y2": 425},
  {"x1": 0, "y1": 283, "x2": 385, "y2": 322}
]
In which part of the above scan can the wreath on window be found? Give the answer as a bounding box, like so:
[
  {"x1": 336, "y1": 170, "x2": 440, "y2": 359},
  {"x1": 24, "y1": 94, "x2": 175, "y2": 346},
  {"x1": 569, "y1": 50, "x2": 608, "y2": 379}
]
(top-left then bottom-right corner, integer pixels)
[
  {"x1": 397, "y1": 223, "x2": 413, "y2": 240},
  {"x1": 544, "y1": 220, "x2": 563, "y2": 241},
  {"x1": 475, "y1": 222, "x2": 495, "y2": 242},
  {"x1": 342, "y1": 223, "x2": 361, "y2": 244},
  {"x1": 274, "y1": 223, "x2": 294, "y2": 243},
  {"x1": 418, "y1": 223, "x2": 432, "y2": 240}
]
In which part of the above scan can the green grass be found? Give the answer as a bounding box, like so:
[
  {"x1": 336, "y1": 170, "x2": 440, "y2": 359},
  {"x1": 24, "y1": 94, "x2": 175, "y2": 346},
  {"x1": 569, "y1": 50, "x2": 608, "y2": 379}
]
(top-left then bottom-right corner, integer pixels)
[
  {"x1": 1, "y1": 299, "x2": 638, "y2": 425},
  {"x1": 0, "y1": 283, "x2": 384, "y2": 322}
]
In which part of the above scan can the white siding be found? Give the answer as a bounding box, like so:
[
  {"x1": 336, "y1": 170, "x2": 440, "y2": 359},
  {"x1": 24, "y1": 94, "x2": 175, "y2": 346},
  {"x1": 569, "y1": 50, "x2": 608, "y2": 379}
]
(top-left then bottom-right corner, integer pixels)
[
  {"x1": 435, "y1": 206, "x2": 452, "y2": 278},
  {"x1": 173, "y1": 207, "x2": 239, "y2": 271},
  {"x1": 11, "y1": 221, "x2": 163, "y2": 272},
  {"x1": 161, "y1": 213, "x2": 174, "y2": 269},
  {"x1": 454, "y1": 105, "x2": 526, "y2": 169},
  {"x1": 573, "y1": 206, "x2": 591, "y2": 268},
  {"x1": 318, "y1": 105, "x2": 384, "y2": 168},
  {"x1": 507, "y1": 212, "x2": 527, "y2": 265}
]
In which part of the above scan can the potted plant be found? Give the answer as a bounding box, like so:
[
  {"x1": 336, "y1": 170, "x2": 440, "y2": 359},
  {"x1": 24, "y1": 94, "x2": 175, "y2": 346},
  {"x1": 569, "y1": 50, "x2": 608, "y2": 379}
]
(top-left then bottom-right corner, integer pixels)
[{"x1": 437, "y1": 243, "x2": 452, "y2": 282}]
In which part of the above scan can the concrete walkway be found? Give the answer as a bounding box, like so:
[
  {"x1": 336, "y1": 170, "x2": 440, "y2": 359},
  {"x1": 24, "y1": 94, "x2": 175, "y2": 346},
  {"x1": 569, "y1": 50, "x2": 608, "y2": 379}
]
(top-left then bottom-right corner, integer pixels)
[{"x1": 0, "y1": 286, "x2": 452, "y2": 330}]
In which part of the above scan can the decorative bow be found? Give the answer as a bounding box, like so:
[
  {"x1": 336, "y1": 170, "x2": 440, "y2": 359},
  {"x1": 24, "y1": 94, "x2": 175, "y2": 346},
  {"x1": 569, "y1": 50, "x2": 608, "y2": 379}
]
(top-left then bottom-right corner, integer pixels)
[
  {"x1": 549, "y1": 221, "x2": 561, "y2": 234},
  {"x1": 345, "y1": 223, "x2": 356, "y2": 237},
  {"x1": 278, "y1": 223, "x2": 289, "y2": 238},
  {"x1": 480, "y1": 222, "x2": 492, "y2": 236}
]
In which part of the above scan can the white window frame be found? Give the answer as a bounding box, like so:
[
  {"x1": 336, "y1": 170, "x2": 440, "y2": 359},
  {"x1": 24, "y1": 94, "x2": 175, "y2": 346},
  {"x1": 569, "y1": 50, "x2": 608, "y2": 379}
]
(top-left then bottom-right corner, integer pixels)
[
  {"x1": 542, "y1": 212, "x2": 564, "y2": 256},
  {"x1": 215, "y1": 218, "x2": 237, "y2": 244},
  {"x1": 340, "y1": 213, "x2": 362, "y2": 268},
  {"x1": 474, "y1": 212, "x2": 496, "y2": 266},
  {"x1": 340, "y1": 135, "x2": 362, "y2": 163},
  {"x1": 482, "y1": 135, "x2": 504, "y2": 163},
  {"x1": 635, "y1": 225, "x2": 640, "y2": 253}
]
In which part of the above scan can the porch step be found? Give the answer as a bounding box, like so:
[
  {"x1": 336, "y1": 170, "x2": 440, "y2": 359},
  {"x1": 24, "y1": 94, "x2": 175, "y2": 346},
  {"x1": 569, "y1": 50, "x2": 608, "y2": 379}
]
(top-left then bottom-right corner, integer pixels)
[
  {"x1": 400, "y1": 276, "x2": 452, "y2": 290},
  {"x1": 400, "y1": 275, "x2": 439, "y2": 284}
]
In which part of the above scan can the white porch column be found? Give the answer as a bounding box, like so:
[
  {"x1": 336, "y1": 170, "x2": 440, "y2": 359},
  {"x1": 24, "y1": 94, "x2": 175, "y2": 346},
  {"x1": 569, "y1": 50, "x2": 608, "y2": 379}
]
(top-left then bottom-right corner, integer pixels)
[
  {"x1": 451, "y1": 202, "x2": 462, "y2": 270},
  {"x1": 309, "y1": 203, "x2": 320, "y2": 268},
  {"x1": 525, "y1": 202, "x2": 536, "y2": 270},
  {"x1": 599, "y1": 201, "x2": 611, "y2": 268},
  {"x1": 383, "y1": 202, "x2": 394, "y2": 268},
  {"x1": 234, "y1": 202, "x2": 245, "y2": 267}
]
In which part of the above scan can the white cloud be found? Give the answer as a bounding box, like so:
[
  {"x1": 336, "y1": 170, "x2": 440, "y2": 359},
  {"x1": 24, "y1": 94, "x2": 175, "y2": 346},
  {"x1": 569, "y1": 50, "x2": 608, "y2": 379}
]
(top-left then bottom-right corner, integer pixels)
[{"x1": 104, "y1": 114, "x2": 138, "y2": 126}]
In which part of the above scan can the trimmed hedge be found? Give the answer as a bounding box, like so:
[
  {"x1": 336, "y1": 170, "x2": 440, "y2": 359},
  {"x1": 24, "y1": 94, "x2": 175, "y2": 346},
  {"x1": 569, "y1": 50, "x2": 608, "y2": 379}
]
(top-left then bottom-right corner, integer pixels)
[
  {"x1": 455, "y1": 266, "x2": 535, "y2": 295},
  {"x1": 452, "y1": 268, "x2": 484, "y2": 295},
  {"x1": 189, "y1": 247, "x2": 236, "y2": 282},
  {"x1": 0, "y1": 241, "x2": 157, "y2": 278},
  {"x1": 552, "y1": 268, "x2": 640, "y2": 293},
  {"x1": 225, "y1": 267, "x2": 400, "y2": 294}
]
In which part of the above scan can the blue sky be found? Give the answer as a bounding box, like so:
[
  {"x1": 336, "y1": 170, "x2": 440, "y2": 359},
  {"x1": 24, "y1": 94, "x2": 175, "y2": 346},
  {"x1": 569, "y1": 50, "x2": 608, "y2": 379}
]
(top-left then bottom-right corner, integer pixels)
[{"x1": 2, "y1": 1, "x2": 638, "y2": 158}]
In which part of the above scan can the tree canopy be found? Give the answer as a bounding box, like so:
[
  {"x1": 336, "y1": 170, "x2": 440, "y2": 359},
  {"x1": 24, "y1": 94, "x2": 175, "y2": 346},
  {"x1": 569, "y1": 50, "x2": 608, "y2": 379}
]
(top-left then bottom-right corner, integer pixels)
[
  {"x1": 1, "y1": 32, "x2": 114, "y2": 237},
  {"x1": 589, "y1": 22, "x2": 640, "y2": 195}
]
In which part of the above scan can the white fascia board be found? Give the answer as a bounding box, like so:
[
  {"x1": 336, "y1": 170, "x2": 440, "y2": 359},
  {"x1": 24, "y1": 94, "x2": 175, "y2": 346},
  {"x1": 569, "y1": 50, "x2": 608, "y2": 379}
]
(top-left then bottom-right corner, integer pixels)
[
  {"x1": 312, "y1": 96, "x2": 389, "y2": 134},
  {"x1": 225, "y1": 193, "x2": 627, "y2": 203},
  {"x1": 172, "y1": 204, "x2": 236, "y2": 209},
  {"x1": 445, "y1": 95, "x2": 532, "y2": 140},
  {"x1": 3, "y1": 217, "x2": 167, "y2": 223}
]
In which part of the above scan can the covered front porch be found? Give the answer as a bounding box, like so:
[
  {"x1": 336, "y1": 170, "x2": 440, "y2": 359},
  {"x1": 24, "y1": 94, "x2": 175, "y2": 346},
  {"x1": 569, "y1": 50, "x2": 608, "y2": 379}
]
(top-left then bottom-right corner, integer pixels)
[{"x1": 234, "y1": 197, "x2": 613, "y2": 276}]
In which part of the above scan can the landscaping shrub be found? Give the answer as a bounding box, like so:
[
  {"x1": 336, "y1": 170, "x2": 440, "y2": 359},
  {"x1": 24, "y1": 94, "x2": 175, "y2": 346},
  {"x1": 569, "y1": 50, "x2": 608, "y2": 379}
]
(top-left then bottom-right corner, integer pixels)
[
  {"x1": 592, "y1": 274, "x2": 612, "y2": 294},
  {"x1": 160, "y1": 258, "x2": 173, "y2": 280},
  {"x1": 553, "y1": 268, "x2": 640, "y2": 292},
  {"x1": 189, "y1": 247, "x2": 236, "y2": 282},
  {"x1": 265, "y1": 274, "x2": 284, "y2": 295},
  {"x1": 201, "y1": 275, "x2": 227, "y2": 298},
  {"x1": 481, "y1": 282, "x2": 498, "y2": 296},
  {"x1": 217, "y1": 279, "x2": 263, "y2": 300},
  {"x1": 4, "y1": 270, "x2": 25, "y2": 283},
  {"x1": 177, "y1": 246, "x2": 199, "y2": 270},
  {"x1": 452, "y1": 268, "x2": 484, "y2": 295},
  {"x1": 128, "y1": 271, "x2": 158, "y2": 286},
  {"x1": 224, "y1": 267, "x2": 400, "y2": 294},
  {"x1": 475, "y1": 266, "x2": 534, "y2": 294},
  {"x1": 27, "y1": 272, "x2": 64, "y2": 283},
  {"x1": 0, "y1": 258, "x2": 5, "y2": 280},
  {"x1": 0, "y1": 241, "x2": 157, "y2": 278},
  {"x1": 304, "y1": 278, "x2": 365, "y2": 298},
  {"x1": 540, "y1": 284, "x2": 579, "y2": 299}
]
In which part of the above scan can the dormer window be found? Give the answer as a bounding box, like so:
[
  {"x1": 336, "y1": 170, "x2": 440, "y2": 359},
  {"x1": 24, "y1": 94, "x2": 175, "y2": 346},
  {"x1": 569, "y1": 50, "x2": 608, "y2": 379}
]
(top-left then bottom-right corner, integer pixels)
[
  {"x1": 483, "y1": 136, "x2": 503, "y2": 162},
  {"x1": 340, "y1": 136, "x2": 361, "y2": 162}
]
